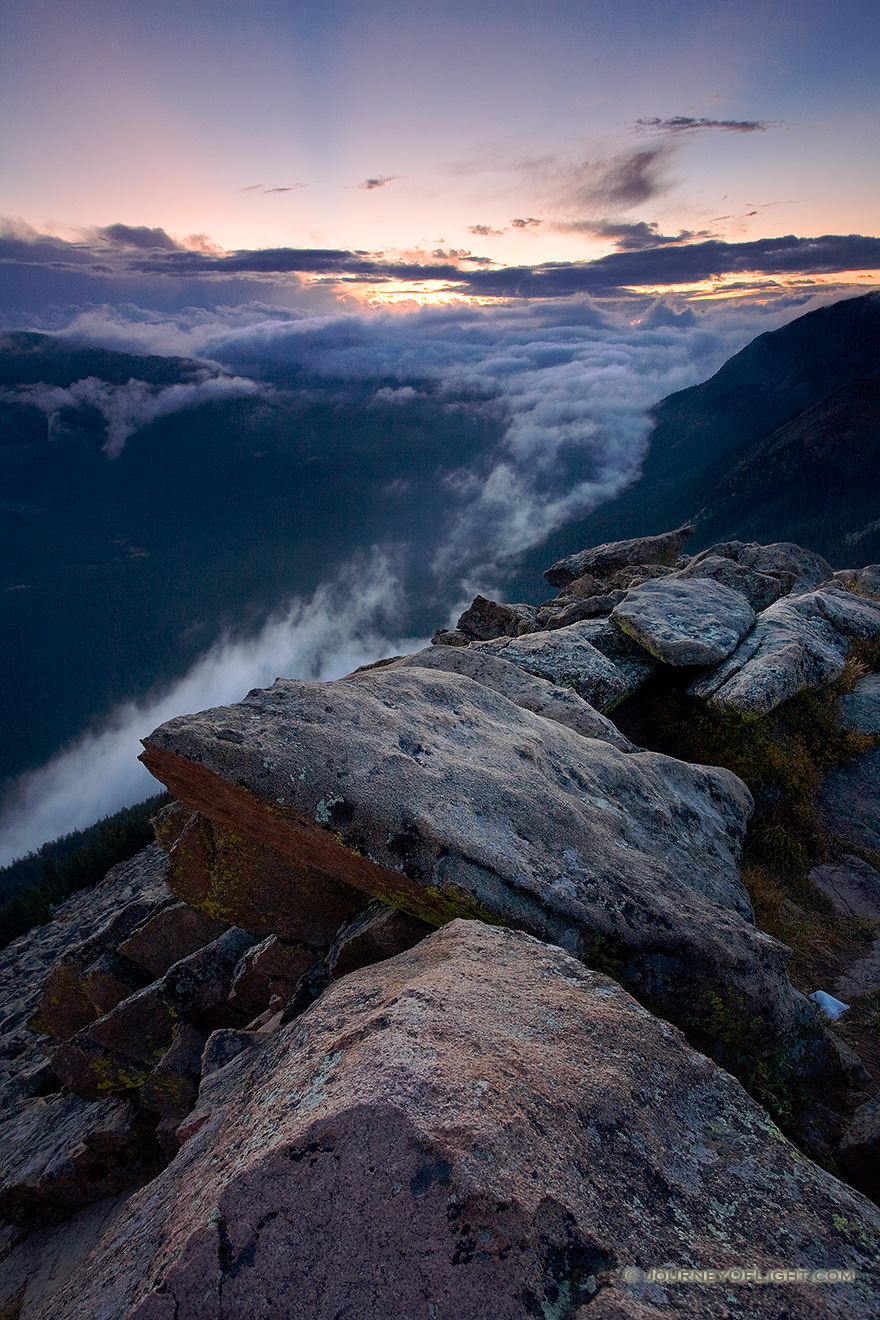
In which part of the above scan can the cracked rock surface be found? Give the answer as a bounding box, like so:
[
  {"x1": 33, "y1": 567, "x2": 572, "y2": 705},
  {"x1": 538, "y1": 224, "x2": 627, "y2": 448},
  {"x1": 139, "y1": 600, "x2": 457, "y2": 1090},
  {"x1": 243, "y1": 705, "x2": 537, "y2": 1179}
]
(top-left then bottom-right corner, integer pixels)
[{"x1": 35, "y1": 922, "x2": 880, "y2": 1320}]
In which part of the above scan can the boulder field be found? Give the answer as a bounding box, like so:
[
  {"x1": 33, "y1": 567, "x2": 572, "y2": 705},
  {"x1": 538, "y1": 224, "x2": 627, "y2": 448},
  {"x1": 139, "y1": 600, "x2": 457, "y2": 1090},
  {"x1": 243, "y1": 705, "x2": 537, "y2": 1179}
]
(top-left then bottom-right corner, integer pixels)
[{"x1": 3, "y1": 528, "x2": 880, "y2": 1319}]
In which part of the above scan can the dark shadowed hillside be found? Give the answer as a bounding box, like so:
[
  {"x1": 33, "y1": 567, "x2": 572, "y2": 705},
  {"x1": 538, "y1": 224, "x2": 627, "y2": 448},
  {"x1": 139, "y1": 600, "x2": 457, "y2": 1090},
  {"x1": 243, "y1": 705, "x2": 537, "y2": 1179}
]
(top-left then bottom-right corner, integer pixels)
[{"x1": 512, "y1": 291, "x2": 880, "y2": 598}]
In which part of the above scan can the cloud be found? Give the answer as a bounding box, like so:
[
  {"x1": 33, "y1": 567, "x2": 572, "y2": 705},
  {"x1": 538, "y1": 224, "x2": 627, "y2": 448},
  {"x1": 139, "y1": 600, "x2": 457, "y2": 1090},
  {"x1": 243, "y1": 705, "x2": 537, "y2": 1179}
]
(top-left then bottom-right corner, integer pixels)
[
  {"x1": 468, "y1": 224, "x2": 507, "y2": 237},
  {"x1": 511, "y1": 217, "x2": 542, "y2": 229},
  {"x1": 96, "y1": 224, "x2": 183, "y2": 252},
  {"x1": 0, "y1": 549, "x2": 425, "y2": 866},
  {"x1": 358, "y1": 175, "x2": 401, "y2": 190},
  {"x1": 3, "y1": 371, "x2": 268, "y2": 457},
  {"x1": 578, "y1": 145, "x2": 675, "y2": 210},
  {"x1": 633, "y1": 116, "x2": 780, "y2": 134},
  {"x1": 241, "y1": 184, "x2": 308, "y2": 195},
  {"x1": 553, "y1": 219, "x2": 712, "y2": 250},
  {"x1": 4, "y1": 221, "x2": 878, "y2": 309}
]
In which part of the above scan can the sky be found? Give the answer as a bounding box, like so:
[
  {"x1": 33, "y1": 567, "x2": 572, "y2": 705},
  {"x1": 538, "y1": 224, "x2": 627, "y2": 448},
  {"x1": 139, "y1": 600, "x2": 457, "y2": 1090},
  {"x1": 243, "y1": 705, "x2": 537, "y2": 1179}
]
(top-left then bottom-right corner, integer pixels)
[
  {"x1": 1, "y1": 0, "x2": 878, "y2": 311},
  {"x1": 1, "y1": 0, "x2": 879, "y2": 859}
]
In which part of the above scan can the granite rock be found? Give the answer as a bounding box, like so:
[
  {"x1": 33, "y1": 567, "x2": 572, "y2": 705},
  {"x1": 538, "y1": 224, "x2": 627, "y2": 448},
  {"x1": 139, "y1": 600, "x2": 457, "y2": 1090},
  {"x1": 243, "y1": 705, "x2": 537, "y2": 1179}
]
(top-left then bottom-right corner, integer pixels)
[
  {"x1": 688, "y1": 594, "x2": 853, "y2": 717},
  {"x1": 466, "y1": 621, "x2": 632, "y2": 710},
  {"x1": 610, "y1": 577, "x2": 756, "y2": 667},
  {"x1": 818, "y1": 746, "x2": 880, "y2": 854},
  {"x1": 543, "y1": 524, "x2": 696, "y2": 587},
  {"x1": 690, "y1": 540, "x2": 834, "y2": 593},
  {"x1": 381, "y1": 644, "x2": 634, "y2": 750},
  {"x1": 35, "y1": 922, "x2": 880, "y2": 1320},
  {"x1": 139, "y1": 665, "x2": 849, "y2": 1099},
  {"x1": 674, "y1": 554, "x2": 785, "y2": 611},
  {"x1": 455, "y1": 595, "x2": 538, "y2": 639}
]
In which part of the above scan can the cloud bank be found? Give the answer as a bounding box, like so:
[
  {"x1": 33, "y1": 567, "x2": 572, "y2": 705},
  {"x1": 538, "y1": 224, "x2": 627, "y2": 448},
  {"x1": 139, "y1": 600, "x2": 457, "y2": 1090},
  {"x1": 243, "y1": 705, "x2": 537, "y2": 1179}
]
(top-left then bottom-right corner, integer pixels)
[
  {"x1": 3, "y1": 371, "x2": 267, "y2": 456},
  {"x1": 0, "y1": 549, "x2": 424, "y2": 865}
]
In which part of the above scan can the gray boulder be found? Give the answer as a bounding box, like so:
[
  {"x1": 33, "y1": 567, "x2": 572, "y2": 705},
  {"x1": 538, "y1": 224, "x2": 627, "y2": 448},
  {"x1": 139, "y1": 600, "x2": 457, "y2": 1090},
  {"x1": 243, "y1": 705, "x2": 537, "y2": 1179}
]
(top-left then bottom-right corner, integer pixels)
[
  {"x1": 611, "y1": 577, "x2": 756, "y2": 666},
  {"x1": 819, "y1": 746, "x2": 880, "y2": 854},
  {"x1": 567, "y1": 616, "x2": 662, "y2": 691},
  {"x1": 674, "y1": 553, "x2": 785, "y2": 611},
  {"x1": 839, "y1": 673, "x2": 880, "y2": 734},
  {"x1": 543, "y1": 524, "x2": 695, "y2": 587},
  {"x1": 467, "y1": 621, "x2": 632, "y2": 710},
  {"x1": 140, "y1": 665, "x2": 849, "y2": 1098},
  {"x1": 379, "y1": 644, "x2": 634, "y2": 750},
  {"x1": 535, "y1": 592, "x2": 623, "y2": 628},
  {"x1": 689, "y1": 594, "x2": 854, "y2": 717},
  {"x1": 35, "y1": 923, "x2": 880, "y2": 1320},
  {"x1": 690, "y1": 540, "x2": 834, "y2": 593},
  {"x1": 835, "y1": 565, "x2": 880, "y2": 600}
]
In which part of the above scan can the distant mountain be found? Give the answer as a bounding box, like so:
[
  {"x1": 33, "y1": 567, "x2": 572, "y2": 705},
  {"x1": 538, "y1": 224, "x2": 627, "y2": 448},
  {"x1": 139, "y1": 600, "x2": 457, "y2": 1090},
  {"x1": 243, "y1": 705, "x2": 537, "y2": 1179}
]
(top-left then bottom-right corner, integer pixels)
[{"x1": 514, "y1": 291, "x2": 880, "y2": 594}]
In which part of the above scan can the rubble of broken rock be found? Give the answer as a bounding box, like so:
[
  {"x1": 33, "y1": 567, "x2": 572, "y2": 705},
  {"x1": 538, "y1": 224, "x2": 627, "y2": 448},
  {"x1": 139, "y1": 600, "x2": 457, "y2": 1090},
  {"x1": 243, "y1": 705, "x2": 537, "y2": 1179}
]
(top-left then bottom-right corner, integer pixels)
[{"x1": 3, "y1": 527, "x2": 880, "y2": 1319}]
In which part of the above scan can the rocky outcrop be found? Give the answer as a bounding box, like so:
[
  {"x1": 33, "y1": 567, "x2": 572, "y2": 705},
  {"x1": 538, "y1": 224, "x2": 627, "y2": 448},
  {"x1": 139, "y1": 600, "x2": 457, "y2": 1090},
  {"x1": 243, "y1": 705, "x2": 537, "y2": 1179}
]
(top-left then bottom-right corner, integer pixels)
[
  {"x1": 382, "y1": 644, "x2": 634, "y2": 750},
  {"x1": 675, "y1": 552, "x2": 785, "y2": 610},
  {"x1": 33, "y1": 923, "x2": 880, "y2": 1320},
  {"x1": 139, "y1": 663, "x2": 856, "y2": 1105},
  {"x1": 688, "y1": 587, "x2": 880, "y2": 718},
  {"x1": 689, "y1": 540, "x2": 834, "y2": 593},
  {"x1": 53, "y1": 927, "x2": 257, "y2": 1101},
  {"x1": 0, "y1": 1094, "x2": 163, "y2": 1227},
  {"x1": 839, "y1": 672, "x2": 880, "y2": 734},
  {"x1": 466, "y1": 622, "x2": 633, "y2": 709},
  {"x1": 454, "y1": 594, "x2": 538, "y2": 639},
  {"x1": 543, "y1": 523, "x2": 695, "y2": 586},
  {"x1": 610, "y1": 577, "x2": 756, "y2": 666}
]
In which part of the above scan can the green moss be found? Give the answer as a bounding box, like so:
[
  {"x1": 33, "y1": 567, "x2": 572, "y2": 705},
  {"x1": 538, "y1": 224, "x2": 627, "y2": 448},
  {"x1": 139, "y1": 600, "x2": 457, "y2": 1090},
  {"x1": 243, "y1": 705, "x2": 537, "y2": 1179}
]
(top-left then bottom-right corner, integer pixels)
[{"x1": 586, "y1": 935, "x2": 624, "y2": 983}]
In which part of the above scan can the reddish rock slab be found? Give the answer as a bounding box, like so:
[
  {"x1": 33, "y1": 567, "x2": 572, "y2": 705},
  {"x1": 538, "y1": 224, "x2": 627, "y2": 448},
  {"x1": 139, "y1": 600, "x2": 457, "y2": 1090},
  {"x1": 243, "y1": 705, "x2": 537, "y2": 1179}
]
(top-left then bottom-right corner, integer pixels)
[
  {"x1": 227, "y1": 937, "x2": 319, "y2": 1021},
  {"x1": 117, "y1": 903, "x2": 226, "y2": 979},
  {"x1": 154, "y1": 800, "x2": 365, "y2": 945},
  {"x1": 36, "y1": 923, "x2": 880, "y2": 1320}
]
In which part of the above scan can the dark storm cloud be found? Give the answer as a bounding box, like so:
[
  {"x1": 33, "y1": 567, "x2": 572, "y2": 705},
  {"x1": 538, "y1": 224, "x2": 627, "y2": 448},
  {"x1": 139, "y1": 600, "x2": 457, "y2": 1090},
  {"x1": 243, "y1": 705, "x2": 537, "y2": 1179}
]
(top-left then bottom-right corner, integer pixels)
[
  {"x1": 581, "y1": 146, "x2": 674, "y2": 210},
  {"x1": 554, "y1": 219, "x2": 711, "y2": 250},
  {"x1": 511, "y1": 217, "x2": 542, "y2": 228},
  {"x1": 450, "y1": 234, "x2": 880, "y2": 297},
  {"x1": 634, "y1": 116, "x2": 779, "y2": 134},
  {"x1": 97, "y1": 224, "x2": 183, "y2": 251},
  {"x1": 2, "y1": 222, "x2": 879, "y2": 313}
]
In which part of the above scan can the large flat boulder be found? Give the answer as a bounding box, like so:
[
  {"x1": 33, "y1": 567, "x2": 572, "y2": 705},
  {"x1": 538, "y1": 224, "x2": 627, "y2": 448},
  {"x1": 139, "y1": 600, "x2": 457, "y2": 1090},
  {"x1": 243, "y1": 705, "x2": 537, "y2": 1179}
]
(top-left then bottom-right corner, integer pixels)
[
  {"x1": 380, "y1": 644, "x2": 634, "y2": 750},
  {"x1": 36, "y1": 923, "x2": 880, "y2": 1320},
  {"x1": 140, "y1": 666, "x2": 848, "y2": 1095},
  {"x1": 543, "y1": 524, "x2": 695, "y2": 587},
  {"x1": 610, "y1": 577, "x2": 755, "y2": 666},
  {"x1": 467, "y1": 622, "x2": 632, "y2": 710},
  {"x1": 688, "y1": 594, "x2": 853, "y2": 717}
]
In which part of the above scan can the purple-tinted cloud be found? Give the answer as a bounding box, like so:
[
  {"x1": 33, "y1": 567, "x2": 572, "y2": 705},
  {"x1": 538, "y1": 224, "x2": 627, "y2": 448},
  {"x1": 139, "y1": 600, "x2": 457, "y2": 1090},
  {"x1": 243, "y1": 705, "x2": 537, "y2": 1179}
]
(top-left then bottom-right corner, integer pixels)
[
  {"x1": 634, "y1": 116, "x2": 781, "y2": 134},
  {"x1": 468, "y1": 224, "x2": 507, "y2": 236},
  {"x1": 358, "y1": 175, "x2": 401, "y2": 190},
  {"x1": 511, "y1": 217, "x2": 542, "y2": 229}
]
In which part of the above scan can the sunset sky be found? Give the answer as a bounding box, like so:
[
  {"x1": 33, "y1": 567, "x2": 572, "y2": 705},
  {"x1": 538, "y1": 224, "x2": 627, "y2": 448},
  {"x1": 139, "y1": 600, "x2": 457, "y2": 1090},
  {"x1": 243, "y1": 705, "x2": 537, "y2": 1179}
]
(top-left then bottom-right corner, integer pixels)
[{"x1": 1, "y1": 0, "x2": 878, "y2": 312}]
